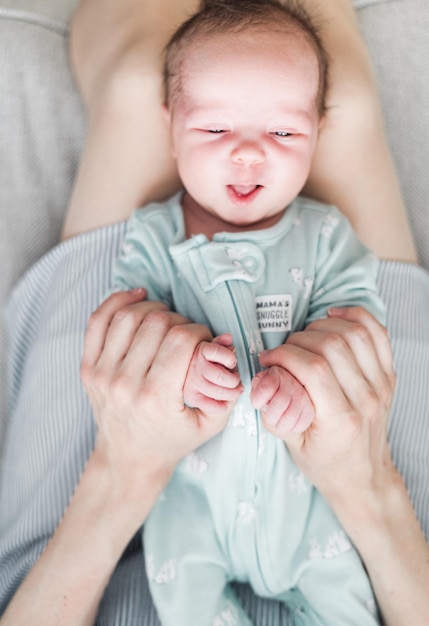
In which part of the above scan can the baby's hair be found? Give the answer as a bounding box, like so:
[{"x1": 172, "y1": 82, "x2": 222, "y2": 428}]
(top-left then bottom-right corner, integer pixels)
[{"x1": 163, "y1": 0, "x2": 329, "y2": 116}]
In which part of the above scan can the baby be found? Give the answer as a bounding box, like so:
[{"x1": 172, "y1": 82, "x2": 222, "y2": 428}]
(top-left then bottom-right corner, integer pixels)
[{"x1": 112, "y1": 1, "x2": 383, "y2": 624}]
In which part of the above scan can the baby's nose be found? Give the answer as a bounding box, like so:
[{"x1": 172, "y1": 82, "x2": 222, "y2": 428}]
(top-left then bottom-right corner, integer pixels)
[{"x1": 231, "y1": 141, "x2": 265, "y2": 166}]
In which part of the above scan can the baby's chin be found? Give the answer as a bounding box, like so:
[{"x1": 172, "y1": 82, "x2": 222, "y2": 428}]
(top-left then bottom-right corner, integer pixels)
[{"x1": 221, "y1": 211, "x2": 284, "y2": 233}]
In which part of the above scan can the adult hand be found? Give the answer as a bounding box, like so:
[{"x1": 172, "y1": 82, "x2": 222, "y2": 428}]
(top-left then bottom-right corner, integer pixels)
[
  {"x1": 80, "y1": 289, "x2": 230, "y2": 482},
  {"x1": 258, "y1": 307, "x2": 396, "y2": 503},
  {"x1": 2, "y1": 288, "x2": 228, "y2": 626},
  {"x1": 259, "y1": 307, "x2": 429, "y2": 626}
]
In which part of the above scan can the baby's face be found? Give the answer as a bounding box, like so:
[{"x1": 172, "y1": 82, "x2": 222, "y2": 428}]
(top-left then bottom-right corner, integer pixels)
[{"x1": 167, "y1": 30, "x2": 321, "y2": 231}]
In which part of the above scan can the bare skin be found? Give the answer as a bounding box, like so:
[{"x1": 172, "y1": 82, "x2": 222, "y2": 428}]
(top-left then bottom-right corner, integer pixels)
[
  {"x1": 2, "y1": 1, "x2": 427, "y2": 625},
  {"x1": 184, "y1": 333, "x2": 315, "y2": 433},
  {"x1": 299, "y1": 0, "x2": 417, "y2": 262},
  {"x1": 63, "y1": 0, "x2": 417, "y2": 264}
]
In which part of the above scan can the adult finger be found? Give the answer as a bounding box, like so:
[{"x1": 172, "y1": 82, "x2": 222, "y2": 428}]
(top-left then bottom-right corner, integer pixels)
[
  {"x1": 258, "y1": 343, "x2": 350, "y2": 424},
  {"x1": 81, "y1": 289, "x2": 147, "y2": 372},
  {"x1": 146, "y1": 322, "x2": 214, "y2": 403},
  {"x1": 303, "y1": 311, "x2": 395, "y2": 409},
  {"x1": 97, "y1": 300, "x2": 176, "y2": 368},
  {"x1": 303, "y1": 316, "x2": 381, "y2": 382},
  {"x1": 118, "y1": 308, "x2": 191, "y2": 379},
  {"x1": 327, "y1": 306, "x2": 394, "y2": 379},
  {"x1": 286, "y1": 328, "x2": 375, "y2": 413}
]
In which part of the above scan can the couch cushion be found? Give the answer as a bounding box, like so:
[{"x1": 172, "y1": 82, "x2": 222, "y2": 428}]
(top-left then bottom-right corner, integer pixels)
[
  {"x1": 0, "y1": 11, "x2": 85, "y2": 456},
  {"x1": 0, "y1": 0, "x2": 78, "y2": 27}
]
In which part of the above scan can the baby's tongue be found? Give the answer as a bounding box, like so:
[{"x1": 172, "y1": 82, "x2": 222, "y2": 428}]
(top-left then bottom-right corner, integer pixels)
[{"x1": 232, "y1": 185, "x2": 257, "y2": 196}]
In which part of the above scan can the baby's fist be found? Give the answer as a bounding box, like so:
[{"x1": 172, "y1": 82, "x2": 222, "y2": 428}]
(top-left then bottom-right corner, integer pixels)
[{"x1": 251, "y1": 366, "x2": 314, "y2": 437}]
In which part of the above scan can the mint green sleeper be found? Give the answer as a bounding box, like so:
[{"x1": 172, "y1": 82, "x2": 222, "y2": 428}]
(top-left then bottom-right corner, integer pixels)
[{"x1": 113, "y1": 193, "x2": 384, "y2": 626}]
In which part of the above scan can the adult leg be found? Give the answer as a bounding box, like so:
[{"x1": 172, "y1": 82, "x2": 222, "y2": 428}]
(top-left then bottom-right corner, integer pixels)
[
  {"x1": 299, "y1": 0, "x2": 417, "y2": 262},
  {"x1": 62, "y1": 0, "x2": 197, "y2": 240}
]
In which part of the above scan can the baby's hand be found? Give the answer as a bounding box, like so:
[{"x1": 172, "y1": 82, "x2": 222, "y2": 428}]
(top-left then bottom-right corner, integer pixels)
[
  {"x1": 250, "y1": 366, "x2": 314, "y2": 437},
  {"x1": 184, "y1": 333, "x2": 243, "y2": 416}
]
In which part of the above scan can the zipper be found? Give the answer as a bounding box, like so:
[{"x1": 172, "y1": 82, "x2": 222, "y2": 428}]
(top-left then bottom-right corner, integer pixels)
[{"x1": 226, "y1": 281, "x2": 263, "y2": 484}]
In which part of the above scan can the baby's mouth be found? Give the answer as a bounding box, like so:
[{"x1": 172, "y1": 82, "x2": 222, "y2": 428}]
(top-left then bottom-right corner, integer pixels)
[{"x1": 229, "y1": 184, "x2": 261, "y2": 197}]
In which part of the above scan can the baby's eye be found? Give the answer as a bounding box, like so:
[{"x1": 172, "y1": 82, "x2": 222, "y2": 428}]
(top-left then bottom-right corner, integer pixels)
[
  {"x1": 207, "y1": 129, "x2": 225, "y2": 134},
  {"x1": 273, "y1": 130, "x2": 292, "y2": 137}
]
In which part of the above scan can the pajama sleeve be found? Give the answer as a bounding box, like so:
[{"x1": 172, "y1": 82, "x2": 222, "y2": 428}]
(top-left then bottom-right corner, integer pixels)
[
  {"x1": 306, "y1": 207, "x2": 386, "y2": 325},
  {"x1": 111, "y1": 206, "x2": 180, "y2": 307}
]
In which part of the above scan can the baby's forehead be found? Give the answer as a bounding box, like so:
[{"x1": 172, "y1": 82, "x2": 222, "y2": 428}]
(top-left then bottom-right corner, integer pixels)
[
  {"x1": 175, "y1": 43, "x2": 320, "y2": 125},
  {"x1": 180, "y1": 29, "x2": 319, "y2": 91},
  {"x1": 183, "y1": 27, "x2": 313, "y2": 64},
  {"x1": 180, "y1": 32, "x2": 315, "y2": 91},
  {"x1": 167, "y1": 23, "x2": 324, "y2": 117}
]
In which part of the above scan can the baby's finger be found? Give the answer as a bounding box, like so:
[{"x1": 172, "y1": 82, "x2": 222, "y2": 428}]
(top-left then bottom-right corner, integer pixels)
[
  {"x1": 202, "y1": 339, "x2": 237, "y2": 370},
  {"x1": 250, "y1": 369, "x2": 277, "y2": 410},
  {"x1": 189, "y1": 394, "x2": 235, "y2": 418},
  {"x1": 192, "y1": 377, "x2": 244, "y2": 403},
  {"x1": 212, "y1": 333, "x2": 234, "y2": 348},
  {"x1": 257, "y1": 368, "x2": 313, "y2": 433},
  {"x1": 289, "y1": 395, "x2": 315, "y2": 433},
  {"x1": 202, "y1": 361, "x2": 242, "y2": 389}
]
